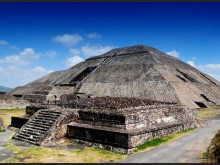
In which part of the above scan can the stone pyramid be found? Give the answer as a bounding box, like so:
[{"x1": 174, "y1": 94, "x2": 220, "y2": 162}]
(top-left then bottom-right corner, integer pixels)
[{"x1": 10, "y1": 45, "x2": 220, "y2": 109}]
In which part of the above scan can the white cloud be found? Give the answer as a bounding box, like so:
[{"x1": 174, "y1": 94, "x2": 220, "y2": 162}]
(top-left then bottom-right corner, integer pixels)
[
  {"x1": 19, "y1": 48, "x2": 39, "y2": 59},
  {"x1": 208, "y1": 73, "x2": 220, "y2": 82},
  {"x1": 0, "y1": 66, "x2": 5, "y2": 74},
  {"x1": 0, "y1": 40, "x2": 8, "y2": 46},
  {"x1": 46, "y1": 50, "x2": 57, "y2": 58},
  {"x1": 166, "y1": 50, "x2": 180, "y2": 58},
  {"x1": 192, "y1": 57, "x2": 197, "y2": 60},
  {"x1": 65, "y1": 55, "x2": 84, "y2": 68},
  {"x1": 52, "y1": 34, "x2": 83, "y2": 46},
  {"x1": 187, "y1": 60, "x2": 196, "y2": 67},
  {"x1": 0, "y1": 48, "x2": 40, "y2": 66},
  {"x1": 185, "y1": 59, "x2": 220, "y2": 82},
  {"x1": 32, "y1": 66, "x2": 47, "y2": 73},
  {"x1": 81, "y1": 44, "x2": 115, "y2": 57},
  {"x1": 10, "y1": 45, "x2": 19, "y2": 50},
  {"x1": 0, "y1": 65, "x2": 52, "y2": 88},
  {"x1": 87, "y1": 32, "x2": 102, "y2": 38},
  {"x1": 0, "y1": 55, "x2": 28, "y2": 65},
  {"x1": 198, "y1": 64, "x2": 220, "y2": 70},
  {"x1": 69, "y1": 48, "x2": 80, "y2": 55}
]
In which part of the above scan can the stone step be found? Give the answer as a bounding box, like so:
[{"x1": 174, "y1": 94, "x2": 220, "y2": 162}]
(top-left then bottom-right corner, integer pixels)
[
  {"x1": 26, "y1": 125, "x2": 48, "y2": 132},
  {"x1": 24, "y1": 128, "x2": 45, "y2": 134},
  {"x1": 15, "y1": 134, "x2": 38, "y2": 143},
  {"x1": 14, "y1": 136, "x2": 38, "y2": 145},
  {"x1": 21, "y1": 129, "x2": 44, "y2": 136},
  {"x1": 38, "y1": 112, "x2": 61, "y2": 117},
  {"x1": 39, "y1": 111, "x2": 62, "y2": 115},
  {"x1": 18, "y1": 131, "x2": 41, "y2": 139},
  {"x1": 32, "y1": 118, "x2": 55, "y2": 123},
  {"x1": 28, "y1": 123, "x2": 51, "y2": 129},
  {"x1": 13, "y1": 110, "x2": 63, "y2": 145},
  {"x1": 34, "y1": 116, "x2": 57, "y2": 121},
  {"x1": 29, "y1": 121, "x2": 53, "y2": 126}
]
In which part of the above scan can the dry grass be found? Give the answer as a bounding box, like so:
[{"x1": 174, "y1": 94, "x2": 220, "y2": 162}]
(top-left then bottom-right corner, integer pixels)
[
  {"x1": 194, "y1": 106, "x2": 220, "y2": 119},
  {"x1": 0, "y1": 109, "x2": 25, "y2": 127},
  {"x1": 195, "y1": 111, "x2": 219, "y2": 119},
  {"x1": 197, "y1": 106, "x2": 220, "y2": 111},
  {"x1": 2, "y1": 143, "x2": 126, "y2": 163}
]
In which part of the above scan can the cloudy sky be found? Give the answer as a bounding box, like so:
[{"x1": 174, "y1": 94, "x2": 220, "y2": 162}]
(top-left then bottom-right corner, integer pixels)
[{"x1": 0, "y1": 2, "x2": 220, "y2": 88}]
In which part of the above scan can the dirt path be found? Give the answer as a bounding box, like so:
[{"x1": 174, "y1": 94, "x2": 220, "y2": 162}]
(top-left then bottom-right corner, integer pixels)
[
  {"x1": 119, "y1": 112, "x2": 220, "y2": 163},
  {"x1": 0, "y1": 129, "x2": 14, "y2": 161}
]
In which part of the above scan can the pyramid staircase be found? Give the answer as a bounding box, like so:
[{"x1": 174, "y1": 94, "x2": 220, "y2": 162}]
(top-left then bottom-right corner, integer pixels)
[{"x1": 13, "y1": 109, "x2": 62, "y2": 145}]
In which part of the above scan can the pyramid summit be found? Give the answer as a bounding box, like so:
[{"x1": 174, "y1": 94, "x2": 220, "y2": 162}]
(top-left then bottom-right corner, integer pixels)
[{"x1": 10, "y1": 45, "x2": 220, "y2": 109}]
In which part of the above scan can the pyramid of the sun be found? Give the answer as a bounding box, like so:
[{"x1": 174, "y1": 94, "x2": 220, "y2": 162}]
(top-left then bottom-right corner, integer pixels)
[{"x1": 10, "y1": 45, "x2": 220, "y2": 109}]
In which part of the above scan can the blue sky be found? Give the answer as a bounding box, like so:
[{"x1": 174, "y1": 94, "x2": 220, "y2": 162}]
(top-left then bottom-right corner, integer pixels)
[{"x1": 0, "y1": 2, "x2": 220, "y2": 88}]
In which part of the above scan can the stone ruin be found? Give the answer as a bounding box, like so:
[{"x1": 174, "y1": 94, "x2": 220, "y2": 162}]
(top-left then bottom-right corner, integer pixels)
[
  {"x1": 2, "y1": 44, "x2": 217, "y2": 152},
  {"x1": 11, "y1": 96, "x2": 205, "y2": 153},
  {"x1": 9, "y1": 45, "x2": 220, "y2": 109},
  {"x1": 65, "y1": 97, "x2": 205, "y2": 153},
  {"x1": 0, "y1": 94, "x2": 30, "y2": 109},
  {"x1": 0, "y1": 117, "x2": 5, "y2": 131}
]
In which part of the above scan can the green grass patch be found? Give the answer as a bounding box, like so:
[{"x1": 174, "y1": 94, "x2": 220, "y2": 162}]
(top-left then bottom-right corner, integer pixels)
[
  {"x1": 2, "y1": 142, "x2": 126, "y2": 163},
  {"x1": 134, "y1": 128, "x2": 197, "y2": 152},
  {"x1": 57, "y1": 154, "x2": 65, "y2": 157},
  {"x1": 197, "y1": 106, "x2": 220, "y2": 111},
  {"x1": 195, "y1": 110, "x2": 219, "y2": 119},
  {"x1": 0, "y1": 129, "x2": 6, "y2": 132},
  {"x1": 0, "y1": 109, "x2": 25, "y2": 127},
  {"x1": 194, "y1": 105, "x2": 220, "y2": 119},
  {"x1": 201, "y1": 151, "x2": 209, "y2": 159}
]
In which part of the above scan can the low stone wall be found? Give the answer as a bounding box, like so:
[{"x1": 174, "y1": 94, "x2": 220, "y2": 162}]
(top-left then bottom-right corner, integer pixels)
[
  {"x1": 207, "y1": 129, "x2": 220, "y2": 163},
  {"x1": 0, "y1": 95, "x2": 30, "y2": 109},
  {"x1": 129, "y1": 122, "x2": 195, "y2": 148},
  {"x1": 0, "y1": 118, "x2": 5, "y2": 131},
  {"x1": 23, "y1": 94, "x2": 46, "y2": 103}
]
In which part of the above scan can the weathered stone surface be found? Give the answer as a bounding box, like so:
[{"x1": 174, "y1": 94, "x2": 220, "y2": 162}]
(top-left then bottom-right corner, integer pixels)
[
  {"x1": 9, "y1": 45, "x2": 220, "y2": 109},
  {"x1": 26, "y1": 104, "x2": 50, "y2": 116},
  {"x1": 0, "y1": 117, "x2": 5, "y2": 131},
  {"x1": 0, "y1": 94, "x2": 30, "y2": 109},
  {"x1": 66, "y1": 97, "x2": 206, "y2": 152},
  {"x1": 207, "y1": 129, "x2": 220, "y2": 163}
]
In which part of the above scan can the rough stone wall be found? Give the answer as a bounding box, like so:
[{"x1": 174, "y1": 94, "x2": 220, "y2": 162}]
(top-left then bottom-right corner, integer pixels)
[
  {"x1": 46, "y1": 86, "x2": 75, "y2": 102},
  {"x1": 26, "y1": 105, "x2": 50, "y2": 116},
  {"x1": 0, "y1": 118, "x2": 5, "y2": 131},
  {"x1": 0, "y1": 97, "x2": 30, "y2": 109},
  {"x1": 78, "y1": 81, "x2": 179, "y2": 103},
  {"x1": 67, "y1": 97, "x2": 205, "y2": 152},
  {"x1": 124, "y1": 105, "x2": 201, "y2": 130},
  {"x1": 207, "y1": 129, "x2": 220, "y2": 163},
  {"x1": 41, "y1": 108, "x2": 78, "y2": 145},
  {"x1": 23, "y1": 94, "x2": 46, "y2": 104},
  {"x1": 171, "y1": 82, "x2": 220, "y2": 109}
]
